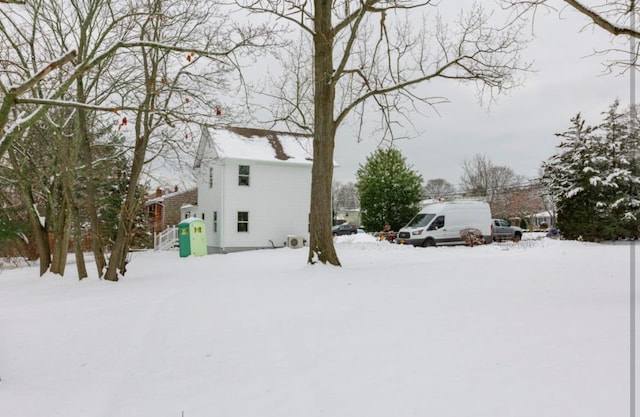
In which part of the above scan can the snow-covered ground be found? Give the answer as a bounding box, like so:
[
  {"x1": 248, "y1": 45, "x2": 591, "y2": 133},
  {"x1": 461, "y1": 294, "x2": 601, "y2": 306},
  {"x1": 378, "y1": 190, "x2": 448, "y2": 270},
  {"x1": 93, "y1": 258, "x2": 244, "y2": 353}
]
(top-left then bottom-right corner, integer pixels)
[{"x1": 0, "y1": 233, "x2": 636, "y2": 417}]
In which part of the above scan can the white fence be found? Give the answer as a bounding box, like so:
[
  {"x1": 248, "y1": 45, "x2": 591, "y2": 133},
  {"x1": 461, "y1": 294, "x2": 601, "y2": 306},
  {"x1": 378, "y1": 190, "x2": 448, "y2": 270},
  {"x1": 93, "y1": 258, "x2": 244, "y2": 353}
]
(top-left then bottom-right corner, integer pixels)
[{"x1": 154, "y1": 226, "x2": 178, "y2": 251}]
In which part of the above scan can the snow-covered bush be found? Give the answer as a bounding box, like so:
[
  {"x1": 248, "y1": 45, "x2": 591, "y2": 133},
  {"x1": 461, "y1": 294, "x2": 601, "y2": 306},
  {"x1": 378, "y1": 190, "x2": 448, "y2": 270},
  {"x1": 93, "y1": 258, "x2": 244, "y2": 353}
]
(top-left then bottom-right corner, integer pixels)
[{"x1": 542, "y1": 101, "x2": 640, "y2": 241}]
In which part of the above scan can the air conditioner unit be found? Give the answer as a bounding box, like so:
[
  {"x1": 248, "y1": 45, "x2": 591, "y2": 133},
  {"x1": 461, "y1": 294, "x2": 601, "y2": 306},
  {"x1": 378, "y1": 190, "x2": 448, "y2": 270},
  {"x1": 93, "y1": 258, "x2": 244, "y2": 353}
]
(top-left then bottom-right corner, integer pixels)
[{"x1": 287, "y1": 235, "x2": 304, "y2": 249}]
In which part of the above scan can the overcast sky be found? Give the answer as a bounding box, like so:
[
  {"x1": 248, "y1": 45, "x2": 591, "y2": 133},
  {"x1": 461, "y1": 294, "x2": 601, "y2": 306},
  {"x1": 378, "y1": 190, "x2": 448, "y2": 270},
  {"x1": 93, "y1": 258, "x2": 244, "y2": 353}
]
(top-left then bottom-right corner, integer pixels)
[{"x1": 332, "y1": 2, "x2": 633, "y2": 188}]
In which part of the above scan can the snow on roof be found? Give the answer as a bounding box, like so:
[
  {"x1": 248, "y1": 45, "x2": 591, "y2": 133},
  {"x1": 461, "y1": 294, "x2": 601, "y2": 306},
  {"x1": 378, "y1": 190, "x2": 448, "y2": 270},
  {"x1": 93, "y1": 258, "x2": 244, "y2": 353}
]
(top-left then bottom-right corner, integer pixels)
[
  {"x1": 179, "y1": 217, "x2": 203, "y2": 225},
  {"x1": 144, "y1": 188, "x2": 196, "y2": 205},
  {"x1": 201, "y1": 126, "x2": 314, "y2": 165},
  {"x1": 533, "y1": 211, "x2": 553, "y2": 217}
]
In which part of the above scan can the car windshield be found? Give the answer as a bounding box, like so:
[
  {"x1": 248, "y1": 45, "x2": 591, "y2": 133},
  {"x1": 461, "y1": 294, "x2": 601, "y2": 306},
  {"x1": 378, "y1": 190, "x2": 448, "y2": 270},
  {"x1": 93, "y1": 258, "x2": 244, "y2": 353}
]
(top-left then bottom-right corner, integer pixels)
[{"x1": 405, "y1": 213, "x2": 436, "y2": 228}]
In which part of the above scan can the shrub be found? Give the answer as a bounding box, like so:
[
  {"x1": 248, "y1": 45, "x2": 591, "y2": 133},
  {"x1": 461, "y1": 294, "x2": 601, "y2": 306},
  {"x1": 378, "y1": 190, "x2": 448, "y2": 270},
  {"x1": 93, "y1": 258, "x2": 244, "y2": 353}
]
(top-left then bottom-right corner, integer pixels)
[{"x1": 460, "y1": 228, "x2": 484, "y2": 246}]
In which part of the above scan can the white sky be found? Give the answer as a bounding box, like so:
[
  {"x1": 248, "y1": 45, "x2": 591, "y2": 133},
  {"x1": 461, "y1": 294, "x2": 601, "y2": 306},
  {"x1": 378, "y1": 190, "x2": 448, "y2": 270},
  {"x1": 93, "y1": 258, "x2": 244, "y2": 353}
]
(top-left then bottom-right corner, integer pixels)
[
  {"x1": 0, "y1": 234, "x2": 634, "y2": 416},
  {"x1": 143, "y1": 1, "x2": 633, "y2": 192},
  {"x1": 332, "y1": 2, "x2": 634, "y2": 187}
]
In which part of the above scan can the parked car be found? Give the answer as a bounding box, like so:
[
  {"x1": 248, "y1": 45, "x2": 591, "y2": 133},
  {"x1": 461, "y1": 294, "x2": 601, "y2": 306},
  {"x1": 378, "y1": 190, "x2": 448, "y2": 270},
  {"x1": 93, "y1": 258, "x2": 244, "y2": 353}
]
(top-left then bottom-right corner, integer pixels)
[
  {"x1": 492, "y1": 219, "x2": 523, "y2": 242},
  {"x1": 396, "y1": 200, "x2": 492, "y2": 247},
  {"x1": 332, "y1": 224, "x2": 358, "y2": 236},
  {"x1": 546, "y1": 228, "x2": 561, "y2": 239}
]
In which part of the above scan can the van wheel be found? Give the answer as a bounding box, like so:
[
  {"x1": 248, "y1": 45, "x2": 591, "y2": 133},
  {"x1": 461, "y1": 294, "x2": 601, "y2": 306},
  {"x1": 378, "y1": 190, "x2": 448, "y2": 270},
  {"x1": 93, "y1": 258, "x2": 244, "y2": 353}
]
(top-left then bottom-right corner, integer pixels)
[
  {"x1": 422, "y1": 238, "x2": 436, "y2": 247},
  {"x1": 513, "y1": 233, "x2": 522, "y2": 242}
]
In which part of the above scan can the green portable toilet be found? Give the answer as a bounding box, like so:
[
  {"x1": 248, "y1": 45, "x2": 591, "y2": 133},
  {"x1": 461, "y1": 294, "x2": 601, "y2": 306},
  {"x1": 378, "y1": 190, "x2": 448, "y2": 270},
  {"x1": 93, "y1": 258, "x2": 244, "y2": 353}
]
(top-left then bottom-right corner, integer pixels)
[{"x1": 178, "y1": 218, "x2": 207, "y2": 257}]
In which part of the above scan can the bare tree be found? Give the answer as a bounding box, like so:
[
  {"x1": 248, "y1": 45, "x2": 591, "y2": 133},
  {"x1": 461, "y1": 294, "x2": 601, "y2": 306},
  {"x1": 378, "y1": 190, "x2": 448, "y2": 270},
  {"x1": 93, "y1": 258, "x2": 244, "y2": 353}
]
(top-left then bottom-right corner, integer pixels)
[
  {"x1": 501, "y1": 0, "x2": 640, "y2": 70},
  {"x1": 423, "y1": 178, "x2": 455, "y2": 199},
  {"x1": 459, "y1": 154, "x2": 520, "y2": 203},
  {"x1": 0, "y1": 0, "x2": 273, "y2": 279},
  {"x1": 101, "y1": 0, "x2": 272, "y2": 281},
  {"x1": 332, "y1": 181, "x2": 359, "y2": 211},
  {"x1": 491, "y1": 182, "x2": 546, "y2": 226},
  {"x1": 0, "y1": 1, "x2": 87, "y2": 276},
  {"x1": 241, "y1": 0, "x2": 530, "y2": 266}
]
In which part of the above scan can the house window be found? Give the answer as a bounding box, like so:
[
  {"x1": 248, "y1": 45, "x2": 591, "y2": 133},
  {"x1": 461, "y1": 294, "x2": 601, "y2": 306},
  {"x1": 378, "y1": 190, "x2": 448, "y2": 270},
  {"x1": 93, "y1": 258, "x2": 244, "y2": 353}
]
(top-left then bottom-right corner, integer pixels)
[
  {"x1": 209, "y1": 167, "x2": 214, "y2": 188},
  {"x1": 238, "y1": 165, "x2": 250, "y2": 186},
  {"x1": 237, "y1": 211, "x2": 249, "y2": 232},
  {"x1": 201, "y1": 213, "x2": 205, "y2": 220},
  {"x1": 213, "y1": 211, "x2": 217, "y2": 232}
]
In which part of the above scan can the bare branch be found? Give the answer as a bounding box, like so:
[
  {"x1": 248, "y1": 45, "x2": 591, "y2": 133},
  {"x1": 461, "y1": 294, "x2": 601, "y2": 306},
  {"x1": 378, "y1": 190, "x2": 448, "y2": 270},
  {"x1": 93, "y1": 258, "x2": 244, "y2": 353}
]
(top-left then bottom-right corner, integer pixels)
[
  {"x1": 563, "y1": 0, "x2": 640, "y2": 38},
  {"x1": 502, "y1": 0, "x2": 640, "y2": 39},
  {"x1": 8, "y1": 49, "x2": 77, "y2": 95}
]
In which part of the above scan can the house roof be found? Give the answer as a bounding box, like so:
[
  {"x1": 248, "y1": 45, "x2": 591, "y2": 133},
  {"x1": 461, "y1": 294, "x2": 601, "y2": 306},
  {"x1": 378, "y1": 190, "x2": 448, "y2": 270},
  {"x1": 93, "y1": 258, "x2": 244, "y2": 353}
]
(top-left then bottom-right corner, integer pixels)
[
  {"x1": 144, "y1": 188, "x2": 197, "y2": 205},
  {"x1": 195, "y1": 126, "x2": 314, "y2": 168}
]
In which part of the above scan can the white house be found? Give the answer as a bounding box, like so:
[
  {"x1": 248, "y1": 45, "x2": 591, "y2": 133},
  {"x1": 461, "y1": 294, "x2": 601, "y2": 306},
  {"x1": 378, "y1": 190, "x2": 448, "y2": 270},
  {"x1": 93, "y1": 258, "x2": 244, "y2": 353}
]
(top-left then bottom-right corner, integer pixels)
[
  {"x1": 194, "y1": 126, "x2": 314, "y2": 253},
  {"x1": 532, "y1": 210, "x2": 555, "y2": 230}
]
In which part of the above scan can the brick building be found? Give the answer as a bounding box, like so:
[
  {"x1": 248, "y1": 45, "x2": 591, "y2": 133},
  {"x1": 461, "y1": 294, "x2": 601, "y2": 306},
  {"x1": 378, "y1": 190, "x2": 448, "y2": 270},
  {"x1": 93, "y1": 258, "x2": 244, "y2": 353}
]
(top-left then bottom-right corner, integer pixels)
[{"x1": 145, "y1": 186, "x2": 198, "y2": 234}]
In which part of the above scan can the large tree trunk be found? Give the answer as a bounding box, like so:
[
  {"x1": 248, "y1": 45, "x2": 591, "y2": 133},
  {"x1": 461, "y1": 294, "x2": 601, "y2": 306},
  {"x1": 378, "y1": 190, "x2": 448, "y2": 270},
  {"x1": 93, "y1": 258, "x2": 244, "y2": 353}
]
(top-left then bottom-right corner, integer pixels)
[
  {"x1": 63, "y1": 171, "x2": 88, "y2": 280},
  {"x1": 71, "y1": 223, "x2": 88, "y2": 280},
  {"x1": 49, "y1": 190, "x2": 70, "y2": 276},
  {"x1": 58, "y1": 114, "x2": 89, "y2": 280},
  {"x1": 307, "y1": 0, "x2": 340, "y2": 266},
  {"x1": 104, "y1": 135, "x2": 151, "y2": 284},
  {"x1": 104, "y1": 180, "x2": 144, "y2": 281},
  {"x1": 76, "y1": 79, "x2": 107, "y2": 277},
  {"x1": 10, "y1": 149, "x2": 51, "y2": 275},
  {"x1": 27, "y1": 198, "x2": 51, "y2": 276},
  {"x1": 33, "y1": 224, "x2": 51, "y2": 276}
]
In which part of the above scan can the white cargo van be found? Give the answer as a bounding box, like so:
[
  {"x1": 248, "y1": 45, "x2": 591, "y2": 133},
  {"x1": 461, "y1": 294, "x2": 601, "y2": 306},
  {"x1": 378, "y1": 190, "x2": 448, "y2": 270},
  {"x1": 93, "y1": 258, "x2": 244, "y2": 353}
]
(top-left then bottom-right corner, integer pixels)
[{"x1": 396, "y1": 200, "x2": 493, "y2": 247}]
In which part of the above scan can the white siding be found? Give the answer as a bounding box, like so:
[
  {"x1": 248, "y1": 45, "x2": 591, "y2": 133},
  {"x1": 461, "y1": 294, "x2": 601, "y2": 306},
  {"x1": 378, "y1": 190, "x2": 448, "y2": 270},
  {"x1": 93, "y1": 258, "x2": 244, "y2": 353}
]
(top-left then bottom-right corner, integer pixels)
[
  {"x1": 197, "y1": 161, "x2": 225, "y2": 250},
  {"x1": 195, "y1": 132, "x2": 314, "y2": 253},
  {"x1": 221, "y1": 159, "x2": 311, "y2": 250}
]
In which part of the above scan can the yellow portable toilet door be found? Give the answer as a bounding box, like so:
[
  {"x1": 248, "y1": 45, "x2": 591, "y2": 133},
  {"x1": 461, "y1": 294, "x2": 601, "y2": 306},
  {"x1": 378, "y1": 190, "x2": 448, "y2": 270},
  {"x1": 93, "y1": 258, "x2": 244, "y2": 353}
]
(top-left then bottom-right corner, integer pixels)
[{"x1": 189, "y1": 219, "x2": 207, "y2": 256}]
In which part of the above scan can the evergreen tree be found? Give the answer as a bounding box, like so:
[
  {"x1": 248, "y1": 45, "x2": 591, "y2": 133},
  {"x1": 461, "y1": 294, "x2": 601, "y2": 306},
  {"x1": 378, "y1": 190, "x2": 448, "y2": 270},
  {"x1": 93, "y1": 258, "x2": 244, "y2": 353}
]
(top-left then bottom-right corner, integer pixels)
[
  {"x1": 92, "y1": 132, "x2": 151, "y2": 249},
  {"x1": 593, "y1": 101, "x2": 640, "y2": 238},
  {"x1": 542, "y1": 102, "x2": 640, "y2": 241},
  {"x1": 542, "y1": 113, "x2": 596, "y2": 239},
  {"x1": 0, "y1": 209, "x2": 28, "y2": 244},
  {"x1": 356, "y1": 147, "x2": 423, "y2": 232}
]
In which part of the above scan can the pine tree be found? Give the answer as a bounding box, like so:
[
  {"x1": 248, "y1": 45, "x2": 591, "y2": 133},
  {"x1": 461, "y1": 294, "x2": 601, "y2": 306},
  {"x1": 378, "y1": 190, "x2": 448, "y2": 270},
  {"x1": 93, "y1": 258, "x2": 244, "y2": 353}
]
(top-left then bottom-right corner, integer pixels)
[
  {"x1": 542, "y1": 113, "x2": 596, "y2": 240},
  {"x1": 355, "y1": 147, "x2": 423, "y2": 232},
  {"x1": 593, "y1": 101, "x2": 640, "y2": 238},
  {"x1": 542, "y1": 102, "x2": 640, "y2": 241}
]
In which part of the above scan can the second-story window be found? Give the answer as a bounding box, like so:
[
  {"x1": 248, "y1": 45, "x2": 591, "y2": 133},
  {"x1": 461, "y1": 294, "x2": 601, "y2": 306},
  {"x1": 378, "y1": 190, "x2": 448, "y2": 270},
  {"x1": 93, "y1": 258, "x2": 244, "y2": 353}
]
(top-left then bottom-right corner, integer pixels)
[
  {"x1": 209, "y1": 167, "x2": 214, "y2": 188},
  {"x1": 238, "y1": 165, "x2": 250, "y2": 186}
]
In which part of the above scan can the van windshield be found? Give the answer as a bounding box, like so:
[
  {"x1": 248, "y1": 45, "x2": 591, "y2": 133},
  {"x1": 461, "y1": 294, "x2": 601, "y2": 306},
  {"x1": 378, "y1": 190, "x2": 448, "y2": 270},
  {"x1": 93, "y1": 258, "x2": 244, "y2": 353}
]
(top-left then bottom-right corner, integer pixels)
[{"x1": 406, "y1": 213, "x2": 436, "y2": 228}]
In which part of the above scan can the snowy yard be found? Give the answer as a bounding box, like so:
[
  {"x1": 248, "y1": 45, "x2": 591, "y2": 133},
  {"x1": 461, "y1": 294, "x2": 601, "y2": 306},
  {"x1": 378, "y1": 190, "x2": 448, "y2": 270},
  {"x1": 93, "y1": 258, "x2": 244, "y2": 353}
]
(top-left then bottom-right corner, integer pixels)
[{"x1": 0, "y1": 233, "x2": 636, "y2": 417}]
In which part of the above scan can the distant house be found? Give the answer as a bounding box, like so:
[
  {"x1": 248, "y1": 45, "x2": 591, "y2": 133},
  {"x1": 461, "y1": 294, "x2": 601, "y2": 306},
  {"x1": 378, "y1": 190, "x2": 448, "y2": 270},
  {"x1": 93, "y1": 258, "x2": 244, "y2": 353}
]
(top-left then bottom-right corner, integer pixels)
[
  {"x1": 334, "y1": 209, "x2": 361, "y2": 227},
  {"x1": 532, "y1": 211, "x2": 555, "y2": 230},
  {"x1": 194, "y1": 126, "x2": 315, "y2": 253},
  {"x1": 145, "y1": 186, "x2": 198, "y2": 234}
]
